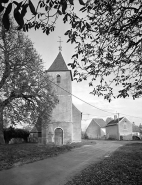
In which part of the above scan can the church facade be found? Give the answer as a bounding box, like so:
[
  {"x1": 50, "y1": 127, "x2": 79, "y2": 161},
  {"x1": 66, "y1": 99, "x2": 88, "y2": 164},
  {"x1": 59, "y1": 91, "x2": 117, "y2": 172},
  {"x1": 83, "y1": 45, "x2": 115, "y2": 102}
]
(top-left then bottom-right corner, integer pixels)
[{"x1": 42, "y1": 52, "x2": 82, "y2": 145}]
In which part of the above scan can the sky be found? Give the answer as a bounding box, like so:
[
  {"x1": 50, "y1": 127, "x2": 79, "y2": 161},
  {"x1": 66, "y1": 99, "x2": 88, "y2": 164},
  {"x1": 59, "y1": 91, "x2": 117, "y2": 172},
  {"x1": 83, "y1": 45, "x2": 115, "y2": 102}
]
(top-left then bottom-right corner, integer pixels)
[{"x1": 24, "y1": 0, "x2": 142, "y2": 128}]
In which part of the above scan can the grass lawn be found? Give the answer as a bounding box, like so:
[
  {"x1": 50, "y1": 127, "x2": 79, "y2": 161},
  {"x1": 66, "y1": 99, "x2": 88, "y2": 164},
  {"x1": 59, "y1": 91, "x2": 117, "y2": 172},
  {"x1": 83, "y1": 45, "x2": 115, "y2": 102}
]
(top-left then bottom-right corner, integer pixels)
[
  {"x1": 0, "y1": 143, "x2": 70, "y2": 171},
  {"x1": 66, "y1": 143, "x2": 142, "y2": 185},
  {"x1": 0, "y1": 140, "x2": 96, "y2": 171}
]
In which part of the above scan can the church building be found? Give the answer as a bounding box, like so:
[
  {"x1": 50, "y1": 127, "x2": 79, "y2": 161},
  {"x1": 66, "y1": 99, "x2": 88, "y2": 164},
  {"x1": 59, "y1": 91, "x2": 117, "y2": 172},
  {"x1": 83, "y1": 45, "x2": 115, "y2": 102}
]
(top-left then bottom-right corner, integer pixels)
[{"x1": 41, "y1": 52, "x2": 82, "y2": 145}]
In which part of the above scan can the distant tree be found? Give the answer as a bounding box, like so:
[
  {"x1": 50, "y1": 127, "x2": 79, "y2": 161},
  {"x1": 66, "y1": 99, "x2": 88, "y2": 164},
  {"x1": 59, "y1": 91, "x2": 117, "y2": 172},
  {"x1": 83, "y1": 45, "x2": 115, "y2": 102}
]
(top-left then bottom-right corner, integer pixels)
[
  {"x1": 139, "y1": 123, "x2": 142, "y2": 128},
  {"x1": 139, "y1": 123, "x2": 142, "y2": 134},
  {"x1": 132, "y1": 122, "x2": 140, "y2": 132},
  {"x1": 106, "y1": 117, "x2": 113, "y2": 124},
  {"x1": 1, "y1": 0, "x2": 142, "y2": 101},
  {"x1": 0, "y1": 19, "x2": 58, "y2": 144}
]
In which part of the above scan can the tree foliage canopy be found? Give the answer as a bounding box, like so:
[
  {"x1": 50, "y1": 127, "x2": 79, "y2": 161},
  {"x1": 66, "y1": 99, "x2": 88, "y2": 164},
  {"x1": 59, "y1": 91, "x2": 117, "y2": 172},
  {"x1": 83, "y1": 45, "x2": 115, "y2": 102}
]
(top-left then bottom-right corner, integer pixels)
[
  {"x1": 0, "y1": 23, "x2": 57, "y2": 126},
  {"x1": 0, "y1": 17, "x2": 58, "y2": 143},
  {"x1": 0, "y1": 0, "x2": 142, "y2": 101},
  {"x1": 67, "y1": 0, "x2": 142, "y2": 101}
]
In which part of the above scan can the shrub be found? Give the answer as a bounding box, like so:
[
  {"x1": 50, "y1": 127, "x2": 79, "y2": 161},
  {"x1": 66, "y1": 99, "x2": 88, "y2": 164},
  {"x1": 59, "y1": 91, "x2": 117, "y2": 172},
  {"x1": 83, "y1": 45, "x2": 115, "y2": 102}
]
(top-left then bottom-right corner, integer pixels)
[
  {"x1": 83, "y1": 133, "x2": 89, "y2": 139},
  {"x1": 107, "y1": 136, "x2": 117, "y2": 140},
  {"x1": 4, "y1": 127, "x2": 30, "y2": 144}
]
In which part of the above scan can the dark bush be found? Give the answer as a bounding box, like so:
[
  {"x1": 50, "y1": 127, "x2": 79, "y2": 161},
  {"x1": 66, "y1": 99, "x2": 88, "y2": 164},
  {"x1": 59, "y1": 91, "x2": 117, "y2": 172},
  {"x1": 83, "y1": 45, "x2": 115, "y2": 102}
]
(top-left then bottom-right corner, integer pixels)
[
  {"x1": 132, "y1": 135, "x2": 140, "y2": 140},
  {"x1": 107, "y1": 136, "x2": 117, "y2": 140},
  {"x1": 4, "y1": 127, "x2": 30, "y2": 144},
  {"x1": 83, "y1": 133, "x2": 89, "y2": 139}
]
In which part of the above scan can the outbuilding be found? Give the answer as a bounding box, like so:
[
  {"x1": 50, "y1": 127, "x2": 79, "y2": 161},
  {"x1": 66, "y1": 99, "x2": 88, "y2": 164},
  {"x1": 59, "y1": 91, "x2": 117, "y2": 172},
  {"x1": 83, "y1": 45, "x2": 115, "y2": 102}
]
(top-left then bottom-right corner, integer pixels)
[
  {"x1": 85, "y1": 118, "x2": 106, "y2": 139},
  {"x1": 106, "y1": 117, "x2": 132, "y2": 140}
]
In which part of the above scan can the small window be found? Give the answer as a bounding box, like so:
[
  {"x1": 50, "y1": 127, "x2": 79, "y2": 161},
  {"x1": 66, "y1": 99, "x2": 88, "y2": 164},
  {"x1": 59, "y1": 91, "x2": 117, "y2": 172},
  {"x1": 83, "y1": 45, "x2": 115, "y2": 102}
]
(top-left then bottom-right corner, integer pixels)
[{"x1": 57, "y1": 74, "x2": 61, "y2": 83}]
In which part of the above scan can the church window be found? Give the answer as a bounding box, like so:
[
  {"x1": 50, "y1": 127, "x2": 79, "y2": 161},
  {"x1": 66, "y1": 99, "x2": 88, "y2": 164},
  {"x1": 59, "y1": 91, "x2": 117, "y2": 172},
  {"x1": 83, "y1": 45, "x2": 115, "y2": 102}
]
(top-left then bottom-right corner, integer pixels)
[{"x1": 57, "y1": 74, "x2": 61, "y2": 83}]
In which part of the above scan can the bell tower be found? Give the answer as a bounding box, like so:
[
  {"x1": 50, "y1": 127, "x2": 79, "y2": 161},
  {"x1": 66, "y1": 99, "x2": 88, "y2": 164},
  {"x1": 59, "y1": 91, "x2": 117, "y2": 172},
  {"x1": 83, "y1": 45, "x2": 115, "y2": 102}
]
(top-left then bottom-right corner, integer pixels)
[{"x1": 45, "y1": 51, "x2": 73, "y2": 145}]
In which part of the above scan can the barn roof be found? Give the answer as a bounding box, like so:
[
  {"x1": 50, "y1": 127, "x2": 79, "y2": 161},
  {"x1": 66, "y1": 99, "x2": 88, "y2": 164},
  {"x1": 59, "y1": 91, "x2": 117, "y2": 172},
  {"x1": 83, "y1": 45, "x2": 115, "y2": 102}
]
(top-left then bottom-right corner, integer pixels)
[
  {"x1": 82, "y1": 119, "x2": 92, "y2": 132},
  {"x1": 93, "y1": 118, "x2": 106, "y2": 128},
  {"x1": 72, "y1": 104, "x2": 82, "y2": 114},
  {"x1": 106, "y1": 117, "x2": 124, "y2": 127}
]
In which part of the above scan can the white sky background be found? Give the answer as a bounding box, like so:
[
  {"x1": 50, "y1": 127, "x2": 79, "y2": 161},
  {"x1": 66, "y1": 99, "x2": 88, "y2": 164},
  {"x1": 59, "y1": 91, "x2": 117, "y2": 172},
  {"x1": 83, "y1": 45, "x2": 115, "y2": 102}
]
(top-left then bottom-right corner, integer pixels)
[{"x1": 21, "y1": 0, "x2": 142, "y2": 126}]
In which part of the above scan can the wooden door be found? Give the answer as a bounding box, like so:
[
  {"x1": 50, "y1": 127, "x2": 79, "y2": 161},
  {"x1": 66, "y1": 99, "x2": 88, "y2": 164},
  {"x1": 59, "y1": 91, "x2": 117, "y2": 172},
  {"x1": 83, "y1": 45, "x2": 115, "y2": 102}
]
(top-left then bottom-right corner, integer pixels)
[{"x1": 54, "y1": 128, "x2": 63, "y2": 145}]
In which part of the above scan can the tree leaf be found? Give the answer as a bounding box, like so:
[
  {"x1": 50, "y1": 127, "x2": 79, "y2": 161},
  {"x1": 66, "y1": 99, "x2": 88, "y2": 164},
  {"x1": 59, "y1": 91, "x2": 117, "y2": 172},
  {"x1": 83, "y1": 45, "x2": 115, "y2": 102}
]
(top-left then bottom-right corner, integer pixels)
[
  {"x1": 46, "y1": 28, "x2": 49, "y2": 35},
  {"x1": 86, "y1": 22, "x2": 91, "y2": 30},
  {"x1": 68, "y1": 0, "x2": 74, "y2": 5},
  {"x1": 107, "y1": 3, "x2": 112, "y2": 15},
  {"x1": 62, "y1": 1, "x2": 67, "y2": 14},
  {"x1": 64, "y1": 30, "x2": 70, "y2": 35},
  {"x1": 29, "y1": 0, "x2": 37, "y2": 15},
  {"x1": 14, "y1": 8, "x2": 24, "y2": 29},
  {"x1": 81, "y1": 25, "x2": 85, "y2": 32},
  {"x1": 23, "y1": 24, "x2": 28, "y2": 32},
  {"x1": 1, "y1": 0, "x2": 9, "y2": 3},
  {"x1": 13, "y1": 1, "x2": 23, "y2": 9},
  {"x1": 78, "y1": 0, "x2": 85, "y2": 5},
  {"x1": 5, "y1": 2, "x2": 12, "y2": 15},
  {"x1": 57, "y1": 9, "x2": 62, "y2": 15},
  {"x1": 67, "y1": 38, "x2": 70, "y2": 43},
  {"x1": 79, "y1": 6, "x2": 86, "y2": 12},
  {"x1": 49, "y1": 1, "x2": 54, "y2": 8},
  {"x1": 2, "y1": 3, "x2": 12, "y2": 30},
  {"x1": 21, "y1": 4, "x2": 28, "y2": 18},
  {"x1": 0, "y1": 4, "x2": 4, "y2": 13},
  {"x1": 13, "y1": 1, "x2": 19, "y2": 6},
  {"x1": 129, "y1": 0, "x2": 135, "y2": 3},
  {"x1": 63, "y1": 13, "x2": 68, "y2": 23},
  {"x1": 2, "y1": 12, "x2": 10, "y2": 30}
]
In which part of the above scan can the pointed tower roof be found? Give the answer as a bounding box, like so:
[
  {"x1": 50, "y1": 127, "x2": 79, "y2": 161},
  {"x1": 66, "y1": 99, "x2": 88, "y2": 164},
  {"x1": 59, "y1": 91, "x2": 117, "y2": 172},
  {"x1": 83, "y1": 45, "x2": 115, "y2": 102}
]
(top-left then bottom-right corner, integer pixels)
[
  {"x1": 47, "y1": 52, "x2": 73, "y2": 80},
  {"x1": 48, "y1": 52, "x2": 69, "y2": 71}
]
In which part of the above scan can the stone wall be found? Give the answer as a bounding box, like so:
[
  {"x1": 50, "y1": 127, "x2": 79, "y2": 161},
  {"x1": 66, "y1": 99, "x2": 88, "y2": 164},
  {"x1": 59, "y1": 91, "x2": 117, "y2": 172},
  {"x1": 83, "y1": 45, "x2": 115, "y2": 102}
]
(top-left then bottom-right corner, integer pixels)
[
  {"x1": 106, "y1": 125, "x2": 119, "y2": 140},
  {"x1": 53, "y1": 121, "x2": 72, "y2": 144},
  {"x1": 72, "y1": 104, "x2": 81, "y2": 142},
  {"x1": 48, "y1": 71, "x2": 72, "y2": 123}
]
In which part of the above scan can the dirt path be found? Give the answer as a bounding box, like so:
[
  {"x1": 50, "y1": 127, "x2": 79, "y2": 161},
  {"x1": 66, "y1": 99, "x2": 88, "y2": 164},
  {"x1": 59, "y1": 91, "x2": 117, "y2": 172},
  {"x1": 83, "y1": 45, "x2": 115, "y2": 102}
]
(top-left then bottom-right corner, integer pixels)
[{"x1": 0, "y1": 141, "x2": 123, "y2": 185}]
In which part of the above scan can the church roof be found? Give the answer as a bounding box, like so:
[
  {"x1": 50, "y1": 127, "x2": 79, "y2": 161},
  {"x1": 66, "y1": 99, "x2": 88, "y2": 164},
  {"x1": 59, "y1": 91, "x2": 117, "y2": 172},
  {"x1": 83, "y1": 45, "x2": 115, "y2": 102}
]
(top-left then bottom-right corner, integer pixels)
[
  {"x1": 72, "y1": 104, "x2": 82, "y2": 114},
  {"x1": 48, "y1": 52, "x2": 69, "y2": 71},
  {"x1": 47, "y1": 52, "x2": 73, "y2": 81}
]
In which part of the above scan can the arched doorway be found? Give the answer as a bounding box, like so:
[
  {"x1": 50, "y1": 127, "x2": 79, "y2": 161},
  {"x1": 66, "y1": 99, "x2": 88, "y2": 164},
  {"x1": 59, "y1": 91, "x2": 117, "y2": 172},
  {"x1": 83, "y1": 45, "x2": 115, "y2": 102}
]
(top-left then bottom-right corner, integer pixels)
[{"x1": 54, "y1": 128, "x2": 63, "y2": 145}]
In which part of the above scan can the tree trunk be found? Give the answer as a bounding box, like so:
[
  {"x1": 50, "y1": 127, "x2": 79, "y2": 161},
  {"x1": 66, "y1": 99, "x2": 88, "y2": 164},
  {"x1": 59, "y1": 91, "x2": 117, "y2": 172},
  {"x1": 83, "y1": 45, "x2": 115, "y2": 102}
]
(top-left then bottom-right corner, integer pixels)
[{"x1": 0, "y1": 105, "x2": 5, "y2": 144}]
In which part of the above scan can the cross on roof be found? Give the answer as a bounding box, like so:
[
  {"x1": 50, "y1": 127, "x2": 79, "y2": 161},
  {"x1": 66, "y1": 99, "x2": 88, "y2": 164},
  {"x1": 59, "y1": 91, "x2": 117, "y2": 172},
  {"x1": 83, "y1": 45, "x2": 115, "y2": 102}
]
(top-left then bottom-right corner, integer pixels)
[{"x1": 57, "y1": 36, "x2": 63, "y2": 51}]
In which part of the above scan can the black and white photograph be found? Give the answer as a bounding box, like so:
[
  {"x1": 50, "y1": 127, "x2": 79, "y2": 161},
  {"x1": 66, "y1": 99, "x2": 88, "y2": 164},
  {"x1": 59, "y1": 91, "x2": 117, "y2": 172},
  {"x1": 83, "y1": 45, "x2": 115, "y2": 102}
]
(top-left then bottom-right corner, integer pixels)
[{"x1": 0, "y1": 0, "x2": 142, "y2": 184}]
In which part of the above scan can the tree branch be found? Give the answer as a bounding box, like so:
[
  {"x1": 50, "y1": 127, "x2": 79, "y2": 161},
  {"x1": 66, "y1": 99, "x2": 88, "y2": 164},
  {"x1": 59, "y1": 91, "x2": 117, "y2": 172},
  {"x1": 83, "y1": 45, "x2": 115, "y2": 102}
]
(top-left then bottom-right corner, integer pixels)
[
  {"x1": 0, "y1": 27, "x2": 10, "y2": 89},
  {"x1": 2, "y1": 91, "x2": 35, "y2": 107}
]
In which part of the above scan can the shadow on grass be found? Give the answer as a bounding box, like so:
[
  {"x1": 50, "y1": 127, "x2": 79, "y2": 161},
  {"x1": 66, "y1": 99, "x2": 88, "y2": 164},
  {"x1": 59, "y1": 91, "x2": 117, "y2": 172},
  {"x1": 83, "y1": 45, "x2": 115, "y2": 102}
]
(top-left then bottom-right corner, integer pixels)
[
  {"x1": 0, "y1": 140, "x2": 96, "y2": 171},
  {"x1": 66, "y1": 143, "x2": 142, "y2": 185}
]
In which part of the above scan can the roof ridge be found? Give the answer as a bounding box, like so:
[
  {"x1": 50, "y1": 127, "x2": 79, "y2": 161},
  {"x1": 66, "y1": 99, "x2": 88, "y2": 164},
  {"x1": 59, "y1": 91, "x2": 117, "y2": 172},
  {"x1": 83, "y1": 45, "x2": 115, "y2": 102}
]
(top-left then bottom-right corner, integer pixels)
[
  {"x1": 106, "y1": 117, "x2": 124, "y2": 126},
  {"x1": 92, "y1": 118, "x2": 106, "y2": 128}
]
